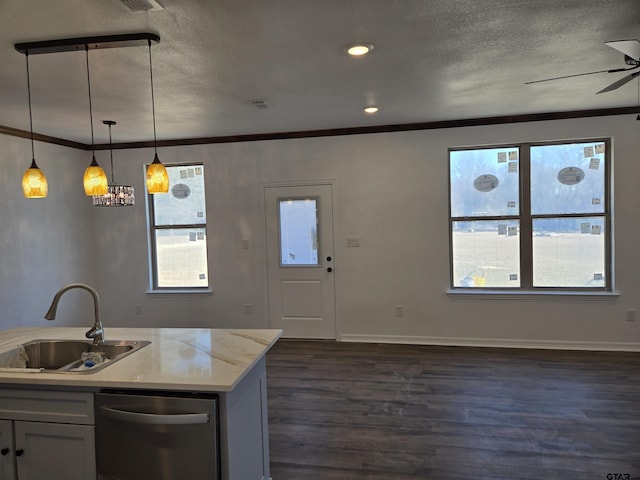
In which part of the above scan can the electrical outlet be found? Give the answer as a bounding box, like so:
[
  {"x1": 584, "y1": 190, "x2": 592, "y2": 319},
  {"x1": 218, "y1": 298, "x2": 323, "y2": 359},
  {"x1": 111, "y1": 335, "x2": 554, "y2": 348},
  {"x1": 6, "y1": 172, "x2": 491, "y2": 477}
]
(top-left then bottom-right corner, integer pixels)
[
  {"x1": 346, "y1": 236, "x2": 361, "y2": 247},
  {"x1": 626, "y1": 309, "x2": 636, "y2": 322},
  {"x1": 244, "y1": 304, "x2": 253, "y2": 315},
  {"x1": 135, "y1": 304, "x2": 142, "y2": 315},
  {"x1": 395, "y1": 305, "x2": 404, "y2": 317}
]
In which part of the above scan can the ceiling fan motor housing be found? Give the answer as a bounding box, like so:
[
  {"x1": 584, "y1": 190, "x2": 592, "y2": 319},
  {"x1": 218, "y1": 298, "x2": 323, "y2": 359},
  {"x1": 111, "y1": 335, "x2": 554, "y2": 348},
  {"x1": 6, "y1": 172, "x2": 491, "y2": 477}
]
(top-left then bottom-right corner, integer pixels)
[{"x1": 624, "y1": 55, "x2": 640, "y2": 66}]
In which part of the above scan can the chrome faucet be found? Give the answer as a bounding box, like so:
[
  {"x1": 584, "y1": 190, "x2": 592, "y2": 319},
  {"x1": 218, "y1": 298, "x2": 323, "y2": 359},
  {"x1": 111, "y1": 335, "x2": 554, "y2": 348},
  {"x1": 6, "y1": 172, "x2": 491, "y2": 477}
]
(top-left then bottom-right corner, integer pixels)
[{"x1": 44, "y1": 283, "x2": 105, "y2": 345}]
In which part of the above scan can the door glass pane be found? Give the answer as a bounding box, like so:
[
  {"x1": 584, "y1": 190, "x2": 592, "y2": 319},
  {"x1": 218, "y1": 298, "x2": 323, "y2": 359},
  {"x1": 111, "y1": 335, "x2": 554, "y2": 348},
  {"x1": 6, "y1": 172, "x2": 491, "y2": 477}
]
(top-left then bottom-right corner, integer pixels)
[
  {"x1": 532, "y1": 217, "x2": 606, "y2": 287},
  {"x1": 155, "y1": 228, "x2": 208, "y2": 287},
  {"x1": 451, "y1": 220, "x2": 520, "y2": 287},
  {"x1": 450, "y1": 147, "x2": 520, "y2": 217},
  {"x1": 153, "y1": 165, "x2": 206, "y2": 226},
  {"x1": 530, "y1": 141, "x2": 605, "y2": 215},
  {"x1": 279, "y1": 198, "x2": 319, "y2": 266}
]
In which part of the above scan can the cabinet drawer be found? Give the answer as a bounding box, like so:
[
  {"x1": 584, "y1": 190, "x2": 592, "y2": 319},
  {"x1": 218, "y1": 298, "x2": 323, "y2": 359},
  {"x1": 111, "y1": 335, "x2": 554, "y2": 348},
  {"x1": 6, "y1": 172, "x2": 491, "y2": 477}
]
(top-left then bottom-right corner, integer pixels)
[{"x1": 0, "y1": 389, "x2": 94, "y2": 424}]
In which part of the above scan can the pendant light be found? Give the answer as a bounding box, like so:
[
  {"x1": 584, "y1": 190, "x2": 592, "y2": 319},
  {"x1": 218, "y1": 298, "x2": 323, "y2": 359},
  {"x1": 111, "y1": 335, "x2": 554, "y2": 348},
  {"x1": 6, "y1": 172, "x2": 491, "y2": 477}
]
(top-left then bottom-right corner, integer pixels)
[
  {"x1": 145, "y1": 39, "x2": 169, "y2": 194},
  {"x1": 92, "y1": 121, "x2": 135, "y2": 207},
  {"x1": 21, "y1": 51, "x2": 48, "y2": 198},
  {"x1": 15, "y1": 33, "x2": 160, "y2": 195},
  {"x1": 82, "y1": 46, "x2": 108, "y2": 196}
]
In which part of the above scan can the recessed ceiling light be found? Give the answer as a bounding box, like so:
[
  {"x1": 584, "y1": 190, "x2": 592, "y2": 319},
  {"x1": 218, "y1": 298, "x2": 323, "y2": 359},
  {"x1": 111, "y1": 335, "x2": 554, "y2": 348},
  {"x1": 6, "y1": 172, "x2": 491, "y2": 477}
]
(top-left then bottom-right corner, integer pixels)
[
  {"x1": 364, "y1": 106, "x2": 379, "y2": 114},
  {"x1": 347, "y1": 44, "x2": 374, "y2": 56}
]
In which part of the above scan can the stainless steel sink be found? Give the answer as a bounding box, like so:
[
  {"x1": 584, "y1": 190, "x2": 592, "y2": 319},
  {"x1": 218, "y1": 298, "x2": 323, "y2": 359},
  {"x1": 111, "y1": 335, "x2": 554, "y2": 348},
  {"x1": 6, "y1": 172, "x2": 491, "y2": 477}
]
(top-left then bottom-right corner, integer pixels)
[{"x1": 20, "y1": 339, "x2": 151, "y2": 374}]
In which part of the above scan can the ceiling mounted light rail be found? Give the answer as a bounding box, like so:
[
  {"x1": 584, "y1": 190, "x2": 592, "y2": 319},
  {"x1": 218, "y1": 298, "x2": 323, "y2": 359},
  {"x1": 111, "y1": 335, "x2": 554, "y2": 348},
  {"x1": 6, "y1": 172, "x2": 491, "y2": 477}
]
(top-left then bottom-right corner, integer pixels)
[
  {"x1": 14, "y1": 33, "x2": 160, "y2": 56},
  {"x1": 14, "y1": 33, "x2": 163, "y2": 197}
]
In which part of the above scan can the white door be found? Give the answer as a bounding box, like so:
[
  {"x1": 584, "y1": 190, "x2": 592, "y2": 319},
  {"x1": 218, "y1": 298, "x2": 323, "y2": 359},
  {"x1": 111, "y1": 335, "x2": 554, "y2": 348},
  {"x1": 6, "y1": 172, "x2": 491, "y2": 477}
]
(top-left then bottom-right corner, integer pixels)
[{"x1": 265, "y1": 184, "x2": 336, "y2": 338}]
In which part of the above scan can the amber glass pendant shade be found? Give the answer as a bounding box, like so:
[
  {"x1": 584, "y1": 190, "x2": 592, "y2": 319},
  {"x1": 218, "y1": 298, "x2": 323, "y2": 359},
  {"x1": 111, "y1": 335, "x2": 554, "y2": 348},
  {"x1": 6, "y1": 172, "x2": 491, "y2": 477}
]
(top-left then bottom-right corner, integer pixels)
[
  {"x1": 146, "y1": 154, "x2": 169, "y2": 193},
  {"x1": 22, "y1": 159, "x2": 48, "y2": 198},
  {"x1": 83, "y1": 155, "x2": 108, "y2": 195}
]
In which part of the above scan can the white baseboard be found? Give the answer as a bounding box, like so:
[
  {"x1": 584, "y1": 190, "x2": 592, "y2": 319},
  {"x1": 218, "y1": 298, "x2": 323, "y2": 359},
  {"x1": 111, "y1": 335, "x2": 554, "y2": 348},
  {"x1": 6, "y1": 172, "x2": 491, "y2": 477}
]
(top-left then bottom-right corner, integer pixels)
[{"x1": 339, "y1": 334, "x2": 640, "y2": 352}]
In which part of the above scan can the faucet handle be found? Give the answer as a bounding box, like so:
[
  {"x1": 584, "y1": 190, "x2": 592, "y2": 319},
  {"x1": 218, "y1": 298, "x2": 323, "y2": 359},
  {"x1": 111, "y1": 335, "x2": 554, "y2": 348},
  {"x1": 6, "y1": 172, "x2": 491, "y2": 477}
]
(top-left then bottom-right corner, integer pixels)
[{"x1": 86, "y1": 325, "x2": 105, "y2": 345}]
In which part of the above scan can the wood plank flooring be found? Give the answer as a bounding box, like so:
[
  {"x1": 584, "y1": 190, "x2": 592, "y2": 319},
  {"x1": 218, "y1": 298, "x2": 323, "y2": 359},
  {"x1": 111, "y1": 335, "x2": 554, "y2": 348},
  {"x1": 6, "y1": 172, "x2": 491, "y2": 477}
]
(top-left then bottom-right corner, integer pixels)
[{"x1": 266, "y1": 340, "x2": 640, "y2": 480}]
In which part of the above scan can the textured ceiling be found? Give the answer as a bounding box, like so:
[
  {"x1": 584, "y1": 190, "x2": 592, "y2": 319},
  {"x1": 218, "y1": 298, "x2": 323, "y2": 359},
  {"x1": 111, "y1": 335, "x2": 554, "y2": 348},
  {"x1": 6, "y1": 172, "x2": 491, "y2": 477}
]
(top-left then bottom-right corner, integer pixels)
[{"x1": 0, "y1": 0, "x2": 639, "y2": 144}]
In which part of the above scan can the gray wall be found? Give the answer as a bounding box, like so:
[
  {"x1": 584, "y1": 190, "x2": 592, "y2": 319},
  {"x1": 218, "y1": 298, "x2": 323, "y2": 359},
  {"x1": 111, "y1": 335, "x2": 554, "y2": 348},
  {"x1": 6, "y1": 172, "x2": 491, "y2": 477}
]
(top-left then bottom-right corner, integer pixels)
[
  {"x1": 1, "y1": 114, "x2": 639, "y2": 349},
  {"x1": 0, "y1": 135, "x2": 97, "y2": 329}
]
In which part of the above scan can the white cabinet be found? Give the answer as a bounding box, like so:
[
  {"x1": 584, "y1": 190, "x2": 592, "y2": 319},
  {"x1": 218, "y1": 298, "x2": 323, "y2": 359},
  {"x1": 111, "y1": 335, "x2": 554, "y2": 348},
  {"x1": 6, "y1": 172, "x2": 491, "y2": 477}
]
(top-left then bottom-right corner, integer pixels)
[
  {"x1": 0, "y1": 420, "x2": 15, "y2": 480},
  {"x1": 218, "y1": 356, "x2": 271, "y2": 480},
  {"x1": 14, "y1": 421, "x2": 95, "y2": 480},
  {"x1": 0, "y1": 390, "x2": 95, "y2": 480}
]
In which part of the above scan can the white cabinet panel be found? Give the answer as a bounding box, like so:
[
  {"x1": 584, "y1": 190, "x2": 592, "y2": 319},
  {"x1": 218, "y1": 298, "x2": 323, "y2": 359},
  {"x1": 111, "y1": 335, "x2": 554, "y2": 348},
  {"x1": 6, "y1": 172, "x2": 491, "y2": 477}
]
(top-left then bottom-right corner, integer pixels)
[
  {"x1": 14, "y1": 422, "x2": 95, "y2": 480},
  {"x1": 0, "y1": 390, "x2": 93, "y2": 424},
  {"x1": 0, "y1": 420, "x2": 15, "y2": 480},
  {"x1": 0, "y1": 389, "x2": 96, "y2": 480}
]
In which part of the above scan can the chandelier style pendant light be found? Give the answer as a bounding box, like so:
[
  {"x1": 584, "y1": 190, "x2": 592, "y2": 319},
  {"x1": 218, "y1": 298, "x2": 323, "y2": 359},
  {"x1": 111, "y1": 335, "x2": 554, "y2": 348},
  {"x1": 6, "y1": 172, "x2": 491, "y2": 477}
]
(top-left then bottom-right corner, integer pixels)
[
  {"x1": 82, "y1": 46, "x2": 108, "y2": 196},
  {"x1": 92, "y1": 121, "x2": 135, "y2": 207},
  {"x1": 21, "y1": 52, "x2": 48, "y2": 198},
  {"x1": 145, "y1": 39, "x2": 169, "y2": 194}
]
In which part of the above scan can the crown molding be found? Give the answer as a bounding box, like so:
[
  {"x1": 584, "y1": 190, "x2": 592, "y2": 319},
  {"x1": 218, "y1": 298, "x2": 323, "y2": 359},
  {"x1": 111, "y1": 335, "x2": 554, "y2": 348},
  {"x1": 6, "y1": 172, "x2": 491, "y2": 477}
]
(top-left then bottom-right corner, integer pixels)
[{"x1": 1, "y1": 106, "x2": 637, "y2": 152}]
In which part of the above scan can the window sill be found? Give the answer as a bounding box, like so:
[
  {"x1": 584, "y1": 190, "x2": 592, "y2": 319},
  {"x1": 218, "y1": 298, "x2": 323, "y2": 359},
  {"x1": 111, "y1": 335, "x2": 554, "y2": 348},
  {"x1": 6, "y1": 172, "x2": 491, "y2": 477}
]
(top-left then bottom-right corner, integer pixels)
[
  {"x1": 446, "y1": 289, "x2": 620, "y2": 299},
  {"x1": 146, "y1": 289, "x2": 213, "y2": 295}
]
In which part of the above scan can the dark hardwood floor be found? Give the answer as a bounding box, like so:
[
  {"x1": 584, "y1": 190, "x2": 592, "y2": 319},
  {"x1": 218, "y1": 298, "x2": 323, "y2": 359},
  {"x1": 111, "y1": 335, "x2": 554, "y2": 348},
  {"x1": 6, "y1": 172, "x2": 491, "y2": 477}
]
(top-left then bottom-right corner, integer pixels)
[{"x1": 266, "y1": 340, "x2": 640, "y2": 480}]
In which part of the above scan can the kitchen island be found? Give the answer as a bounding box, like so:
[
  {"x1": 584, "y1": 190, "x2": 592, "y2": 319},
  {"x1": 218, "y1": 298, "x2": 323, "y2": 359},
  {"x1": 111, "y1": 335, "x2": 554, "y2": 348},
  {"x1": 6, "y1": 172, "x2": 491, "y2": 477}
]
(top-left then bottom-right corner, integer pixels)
[{"x1": 0, "y1": 327, "x2": 282, "y2": 480}]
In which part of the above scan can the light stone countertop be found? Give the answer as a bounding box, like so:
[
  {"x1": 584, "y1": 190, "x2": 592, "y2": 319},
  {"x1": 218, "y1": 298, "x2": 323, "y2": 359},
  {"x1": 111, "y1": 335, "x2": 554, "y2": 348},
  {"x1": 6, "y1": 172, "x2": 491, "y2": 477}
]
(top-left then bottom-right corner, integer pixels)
[{"x1": 0, "y1": 327, "x2": 282, "y2": 392}]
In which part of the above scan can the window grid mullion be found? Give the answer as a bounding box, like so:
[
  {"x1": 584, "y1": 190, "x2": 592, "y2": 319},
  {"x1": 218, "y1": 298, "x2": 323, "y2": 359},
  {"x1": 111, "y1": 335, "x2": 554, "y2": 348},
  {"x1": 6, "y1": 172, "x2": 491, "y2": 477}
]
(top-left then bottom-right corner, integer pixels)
[
  {"x1": 519, "y1": 145, "x2": 533, "y2": 289},
  {"x1": 154, "y1": 223, "x2": 206, "y2": 230}
]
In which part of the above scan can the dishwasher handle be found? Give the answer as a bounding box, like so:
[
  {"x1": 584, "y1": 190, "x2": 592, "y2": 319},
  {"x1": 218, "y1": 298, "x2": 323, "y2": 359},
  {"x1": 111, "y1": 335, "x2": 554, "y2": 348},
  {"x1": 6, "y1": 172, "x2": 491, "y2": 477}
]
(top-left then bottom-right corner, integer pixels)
[{"x1": 100, "y1": 406, "x2": 210, "y2": 425}]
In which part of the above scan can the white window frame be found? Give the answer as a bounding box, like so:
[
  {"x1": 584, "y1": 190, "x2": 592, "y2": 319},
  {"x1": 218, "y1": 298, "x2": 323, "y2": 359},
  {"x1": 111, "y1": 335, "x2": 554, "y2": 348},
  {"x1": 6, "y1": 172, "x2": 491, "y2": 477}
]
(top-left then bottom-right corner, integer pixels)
[{"x1": 145, "y1": 162, "x2": 210, "y2": 293}]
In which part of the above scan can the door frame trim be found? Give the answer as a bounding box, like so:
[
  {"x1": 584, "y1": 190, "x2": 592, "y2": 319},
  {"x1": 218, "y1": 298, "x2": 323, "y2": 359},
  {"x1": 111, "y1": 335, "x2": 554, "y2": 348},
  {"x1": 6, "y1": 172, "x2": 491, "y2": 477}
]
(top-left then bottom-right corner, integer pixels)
[{"x1": 261, "y1": 180, "x2": 340, "y2": 339}]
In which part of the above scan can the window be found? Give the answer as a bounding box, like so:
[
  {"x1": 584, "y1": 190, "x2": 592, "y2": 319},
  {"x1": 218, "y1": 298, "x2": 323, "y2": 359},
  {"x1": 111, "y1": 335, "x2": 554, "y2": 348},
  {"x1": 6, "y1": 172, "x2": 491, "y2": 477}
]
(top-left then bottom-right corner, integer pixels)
[
  {"x1": 147, "y1": 163, "x2": 209, "y2": 290},
  {"x1": 278, "y1": 198, "x2": 319, "y2": 266},
  {"x1": 449, "y1": 139, "x2": 610, "y2": 291}
]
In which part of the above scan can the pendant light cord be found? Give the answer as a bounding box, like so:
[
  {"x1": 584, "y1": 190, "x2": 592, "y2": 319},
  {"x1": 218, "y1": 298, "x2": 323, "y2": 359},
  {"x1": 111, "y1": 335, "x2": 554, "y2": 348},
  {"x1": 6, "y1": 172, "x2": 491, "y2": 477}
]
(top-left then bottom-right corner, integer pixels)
[
  {"x1": 85, "y1": 46, "x2": 95, "y2": 150},
  {"x1": 636, "y1": 75, "x2": 640, "y2": 121},
  {"x1": 148, "y1": 39, "x2": 158, "y2": 155},
  {"x1": 25, "y1": 52, "x2": 35, "y2": 161},
  {"x1": 108, "y1": 123, "x2": 115, "y2": 184}
]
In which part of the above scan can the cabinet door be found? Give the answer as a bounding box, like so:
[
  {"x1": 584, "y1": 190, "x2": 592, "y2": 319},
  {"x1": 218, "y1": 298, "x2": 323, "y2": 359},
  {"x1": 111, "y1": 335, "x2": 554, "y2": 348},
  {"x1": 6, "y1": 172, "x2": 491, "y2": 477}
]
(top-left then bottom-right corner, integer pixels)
[
  {"x1": 0, "y1": 420, "x2": 15, "y2": 480},
  {"x1": 14, "y1": 422, "x2": 95, "y2": 480}
]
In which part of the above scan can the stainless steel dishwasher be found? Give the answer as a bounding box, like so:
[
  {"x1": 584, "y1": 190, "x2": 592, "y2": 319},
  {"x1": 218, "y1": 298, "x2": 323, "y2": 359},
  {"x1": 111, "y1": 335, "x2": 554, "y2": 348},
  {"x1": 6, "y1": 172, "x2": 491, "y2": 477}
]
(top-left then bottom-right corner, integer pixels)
[{"x1": 95, "y1": 390, "x2": 219, "y2": 480}]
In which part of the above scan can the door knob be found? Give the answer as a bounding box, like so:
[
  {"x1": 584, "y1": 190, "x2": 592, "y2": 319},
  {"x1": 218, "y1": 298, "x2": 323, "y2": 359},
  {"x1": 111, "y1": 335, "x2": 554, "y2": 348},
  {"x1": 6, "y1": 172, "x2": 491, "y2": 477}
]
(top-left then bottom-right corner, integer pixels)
[
  {"x1": 327, "y1": 267, "x2": 333, "y2": 272},
  {"x1": 15, "y1": 449, "x2": 24, "y2": 457},
  {"x1": 326, "y1": 256, "x2": 332, "y2": 261},
  {"x1": 0, "y1": 448, "x2": 8, "y2": 456}
]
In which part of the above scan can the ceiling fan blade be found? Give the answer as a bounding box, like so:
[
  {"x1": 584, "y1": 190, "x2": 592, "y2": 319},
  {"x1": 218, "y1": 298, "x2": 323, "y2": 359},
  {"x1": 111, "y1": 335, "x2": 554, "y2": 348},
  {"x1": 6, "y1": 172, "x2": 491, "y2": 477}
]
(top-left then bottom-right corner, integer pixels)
[
  {"x1": 596, "y1": 69, "x2": 640, "y2": 94},
  {"x1": 524, "y1": 68, "x2": 626, "y2": 85},
  {"x1": 525, "y1": 68, "x2": 626, "y2": 85},
  {"x1": 605, "y1": 39, "x2": 640, "y2": 61}
]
